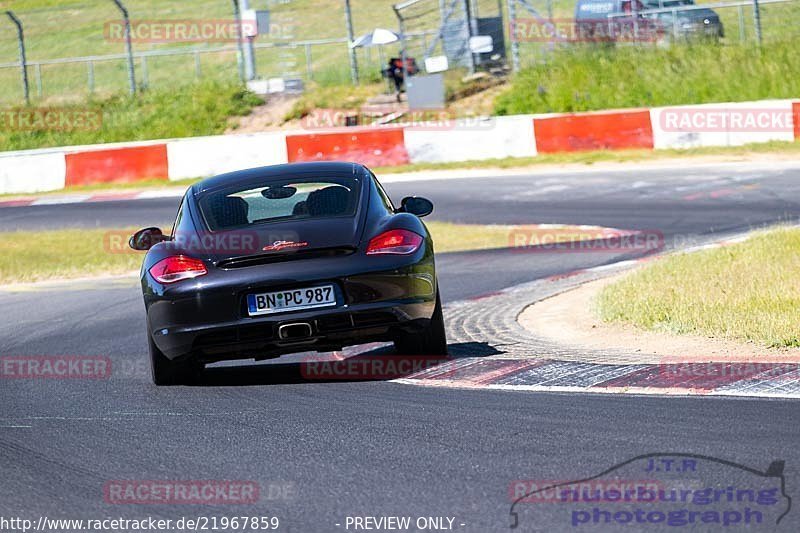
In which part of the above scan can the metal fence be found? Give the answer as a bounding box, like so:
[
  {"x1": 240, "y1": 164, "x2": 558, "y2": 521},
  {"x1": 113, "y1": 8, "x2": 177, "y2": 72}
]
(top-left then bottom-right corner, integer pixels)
[
  {"x1": 392, "y1": 0, "x2": 507, "y2": 74},
  {"x1": 0, "y1": 0, "x2": 436, "y2": 105},
  {"x1": 1, "y1": 0, "x2": 798, "y2": 104},
  {"x1": 0, "y1": 33, "x2": 438, "y2": 104},
  {"x1": 506, "y1": 0, "x2": 800, "y2": 70}
]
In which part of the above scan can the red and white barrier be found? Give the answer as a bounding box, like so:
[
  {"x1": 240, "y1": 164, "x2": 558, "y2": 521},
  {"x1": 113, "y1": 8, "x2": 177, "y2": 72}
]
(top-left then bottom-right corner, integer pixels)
[
  {"x1": 650, "y1": 99, "x2": 796, "y2": 149},
  {"x1": 533, "y1": 109, "x2": 654, "y2": 153},
  {"x1": 65, "y1": 143, "x2": 168, "y2": 187},
  {"x1": 794, "y1": 102, "x2": 800, "y2": 140},
  {"x1": 405, "y1": 115, "x2": 537, "y2": 163},
  {"x1": 1, "y1": 98, "x2": 799, "y2": 195},
  {"x1": 166, "y1": 132, "x2": 288, "y2": 181},
  {"x1": 0, "y1": 149, "x2": 66, "y2": 194},
  {"x1": 285, "y1": 126, "x2": 408, "y2": 168}
]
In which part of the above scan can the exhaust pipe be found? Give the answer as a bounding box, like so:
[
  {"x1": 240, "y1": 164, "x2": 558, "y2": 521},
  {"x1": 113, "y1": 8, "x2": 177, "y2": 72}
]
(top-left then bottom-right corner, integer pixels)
[{"x1": 278, "y1": 322, "x2": 314, "y2": 342}]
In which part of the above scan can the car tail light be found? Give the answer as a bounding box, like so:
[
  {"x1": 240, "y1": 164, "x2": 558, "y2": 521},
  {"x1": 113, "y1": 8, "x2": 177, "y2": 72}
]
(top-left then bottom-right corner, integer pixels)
[
  {"x1": 149, "y1": 255, "x2": 207, "y2": 284},
  {"x1": 366, "y1": 229, "x2": 423, "y2": 255}
]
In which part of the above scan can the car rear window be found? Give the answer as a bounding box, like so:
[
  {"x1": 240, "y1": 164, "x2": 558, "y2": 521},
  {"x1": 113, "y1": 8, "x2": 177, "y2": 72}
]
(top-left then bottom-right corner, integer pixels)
[{"x1": 198, "y1": 175, "x2": 361, "y2": 231}]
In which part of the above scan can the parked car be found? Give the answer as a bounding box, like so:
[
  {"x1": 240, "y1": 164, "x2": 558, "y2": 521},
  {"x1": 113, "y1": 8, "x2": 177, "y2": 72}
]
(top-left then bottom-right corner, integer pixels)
[
  {"x1": 642, "y1": 0, "x2": 724, "y2": 40},
  {"x1": 574, "y1": 0, "x2": 723, "y2": 42}
]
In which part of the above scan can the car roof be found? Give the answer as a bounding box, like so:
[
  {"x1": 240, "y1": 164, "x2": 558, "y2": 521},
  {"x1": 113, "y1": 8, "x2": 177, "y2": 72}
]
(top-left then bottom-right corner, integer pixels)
[{"x1": 192, "y1": 162, "x2": 366, "y2": 195}]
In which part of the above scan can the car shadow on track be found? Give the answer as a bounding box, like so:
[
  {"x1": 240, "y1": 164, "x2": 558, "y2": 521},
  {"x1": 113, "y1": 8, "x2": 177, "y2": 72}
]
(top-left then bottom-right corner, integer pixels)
[{"x1": 191, "y1": 341, "x2": 500, "y2": 387}]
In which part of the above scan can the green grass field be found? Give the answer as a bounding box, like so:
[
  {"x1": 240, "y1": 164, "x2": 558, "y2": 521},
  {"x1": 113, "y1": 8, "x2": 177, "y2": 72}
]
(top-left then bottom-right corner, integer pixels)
[
  {"x1": 0, "y1": 79, "x2": 262, "y2": 151},
  {"x1": 495, "y1": 39, "x2": 800, "y2": 115},
  {"x1": 596, "y1": 227, "x2": 800, "y2": 349}
]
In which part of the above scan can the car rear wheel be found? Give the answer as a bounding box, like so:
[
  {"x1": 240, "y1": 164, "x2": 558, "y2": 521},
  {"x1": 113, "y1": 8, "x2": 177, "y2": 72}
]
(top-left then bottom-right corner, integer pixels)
[
  {"x1": 394, "y1": 292, "x2": 448, "y2": 356},
  {"x1": 149, "y1": 334, "x2": 201, "y2": 386}
]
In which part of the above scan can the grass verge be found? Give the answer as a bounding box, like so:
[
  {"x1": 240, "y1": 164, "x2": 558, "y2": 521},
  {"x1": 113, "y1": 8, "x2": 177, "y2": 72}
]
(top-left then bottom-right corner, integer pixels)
[
  {"x1": 495, "y1": 41, "x2": 800, "y2": 115},
  {"x1": 0, "y1": 223, "x2": 601, "y2": 283},
  {"x1": 1, "y1": 80, "x2": 262, "y2": 152},
  {"x1": 596, "y1": 226, "x2": 800, "y2": 348},
  {"x1": 0, "y1": 228, "x2": 146, "y2": 284}
]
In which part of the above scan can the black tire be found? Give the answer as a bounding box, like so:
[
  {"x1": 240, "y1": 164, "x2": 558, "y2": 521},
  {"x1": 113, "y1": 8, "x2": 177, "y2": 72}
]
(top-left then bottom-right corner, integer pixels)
[
  {"x1": 149, "y1": 334, "x2": 201, "y2": 386},
  {"x1": 394, "y1": 292, "x2": 448, "y2": 356}
]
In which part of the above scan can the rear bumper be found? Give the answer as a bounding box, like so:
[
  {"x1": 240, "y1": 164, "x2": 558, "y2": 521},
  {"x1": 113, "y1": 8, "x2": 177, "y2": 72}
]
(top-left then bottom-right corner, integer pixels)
[
  {"x1": 143, "y1": 253, "x2": 436, "y2": 361},
  {"x1": 151, "y1": 299, "x2": 434, "y2": 362}
]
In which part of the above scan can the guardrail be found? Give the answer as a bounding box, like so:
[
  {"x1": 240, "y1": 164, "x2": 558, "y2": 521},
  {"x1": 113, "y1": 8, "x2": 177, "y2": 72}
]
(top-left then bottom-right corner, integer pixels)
[{"x1": 2, "y1": 98, "x2": 798, "y2": 195}]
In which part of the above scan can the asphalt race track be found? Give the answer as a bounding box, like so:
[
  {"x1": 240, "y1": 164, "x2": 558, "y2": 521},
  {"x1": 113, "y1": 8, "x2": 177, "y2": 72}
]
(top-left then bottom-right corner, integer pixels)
[{"x1": 2, "y1": 161, "x2": 800, "y2": 532}]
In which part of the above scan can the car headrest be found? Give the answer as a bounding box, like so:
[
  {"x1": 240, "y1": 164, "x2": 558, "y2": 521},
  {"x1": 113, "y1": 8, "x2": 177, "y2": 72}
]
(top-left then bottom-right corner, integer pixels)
[
  {"x1": 305, "y1": 186, "x2": 350, "y2": 217},
  {"x1": 292, "y1": 200, "x2": 309, "y2": 216},
  {"x1": 209, "y1": 196, "x2": 250, "y2": 228}
]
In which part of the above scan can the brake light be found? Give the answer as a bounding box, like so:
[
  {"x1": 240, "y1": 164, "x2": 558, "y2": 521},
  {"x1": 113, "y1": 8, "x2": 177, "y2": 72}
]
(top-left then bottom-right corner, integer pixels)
[
  {"x1": 366, "y1": 229, "x2": 424, "y2": 255},
  {"x1": 149, "y1": 255, "x2": 207, "y2": 284}
]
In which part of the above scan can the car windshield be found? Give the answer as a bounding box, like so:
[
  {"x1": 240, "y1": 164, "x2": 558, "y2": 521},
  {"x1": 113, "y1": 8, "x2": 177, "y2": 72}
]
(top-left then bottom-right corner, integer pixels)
[{"x1": 198, "y1": 175, "x2": 361, "y2": 231}]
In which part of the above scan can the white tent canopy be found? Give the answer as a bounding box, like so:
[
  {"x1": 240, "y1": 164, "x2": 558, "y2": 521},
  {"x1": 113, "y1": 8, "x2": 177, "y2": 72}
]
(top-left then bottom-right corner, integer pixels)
[{"x1": 350, "y1": 28, "x2": 400, "y2": 48}]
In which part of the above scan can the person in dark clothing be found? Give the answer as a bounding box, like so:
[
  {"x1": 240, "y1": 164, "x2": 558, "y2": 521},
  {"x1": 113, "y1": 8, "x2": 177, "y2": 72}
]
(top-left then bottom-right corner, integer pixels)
[
  {"x1": 384, "y1": 55, "x2": 419, "y2": 102},
  {"x1": 387, "y1": 58, "x2": 405, "y2": 101}
]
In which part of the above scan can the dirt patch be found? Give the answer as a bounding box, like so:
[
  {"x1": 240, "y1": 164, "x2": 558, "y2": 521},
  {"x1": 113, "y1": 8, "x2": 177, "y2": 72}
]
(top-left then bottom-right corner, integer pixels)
[
  {"x1": 519, "y1": 273, "x2": 800, "y2": 363},
  {"x1": 448, "y1": 83, "x2": 508, "y2": 117},
  {"x1": 226, "y1": 94, "x2": 301, "y2": 133}
]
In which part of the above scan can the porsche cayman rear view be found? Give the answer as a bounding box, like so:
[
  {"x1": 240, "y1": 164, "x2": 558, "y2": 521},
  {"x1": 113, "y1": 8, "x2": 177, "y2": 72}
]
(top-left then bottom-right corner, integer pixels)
[{"x1": 130, "y1": 162, "x2": 447, "y2": 385}]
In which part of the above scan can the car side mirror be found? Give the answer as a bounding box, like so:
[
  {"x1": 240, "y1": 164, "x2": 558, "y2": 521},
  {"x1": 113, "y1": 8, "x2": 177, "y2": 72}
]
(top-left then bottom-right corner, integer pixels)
[
  {"x1": 129, "y1": 227, "x2": 166, "y2": 251},
  {"x1": 399, "y1": 196, "x2": 433, "y2": 218}
]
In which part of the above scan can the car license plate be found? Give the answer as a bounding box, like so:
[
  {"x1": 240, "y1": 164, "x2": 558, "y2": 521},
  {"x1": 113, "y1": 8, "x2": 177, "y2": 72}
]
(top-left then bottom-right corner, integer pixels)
[{"x1": 247, "y1": 285, "x2": 337, "y2": 316}]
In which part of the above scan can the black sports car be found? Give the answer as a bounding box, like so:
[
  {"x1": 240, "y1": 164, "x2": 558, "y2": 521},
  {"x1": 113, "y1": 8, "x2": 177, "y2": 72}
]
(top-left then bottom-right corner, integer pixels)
[{"x1": 130, "y1": 162, "x2": 446, "y2": 385}]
